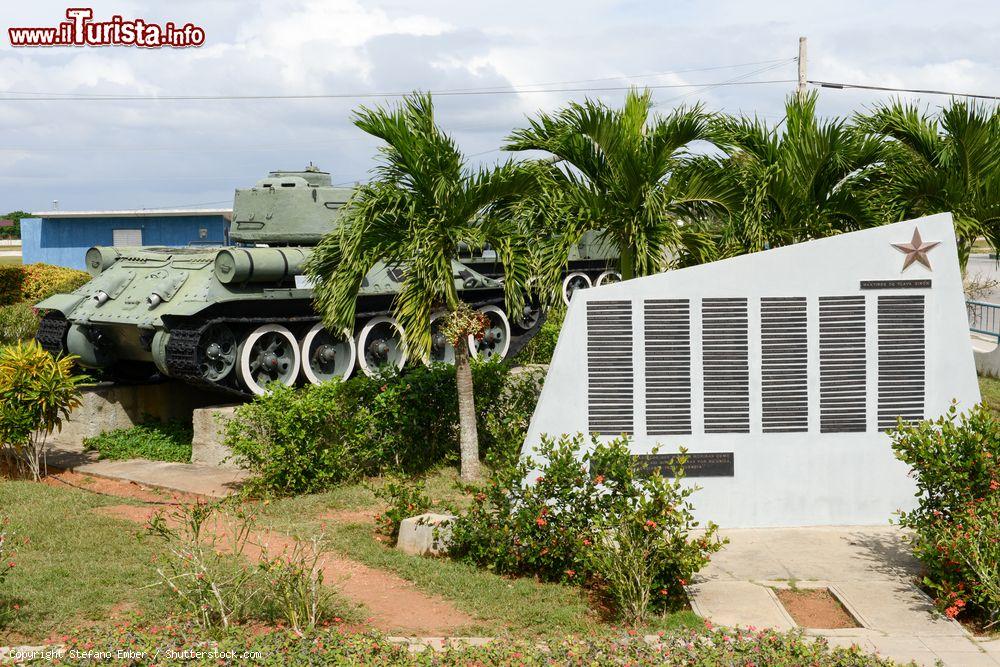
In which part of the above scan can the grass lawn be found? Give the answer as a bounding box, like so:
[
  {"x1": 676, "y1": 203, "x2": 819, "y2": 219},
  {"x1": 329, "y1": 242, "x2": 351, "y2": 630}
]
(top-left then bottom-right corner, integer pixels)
[
  {"x1": 980, "y1": 374, "x2": 1000, "y2": 413},
  {"x1": 257, "y1": 467, "x2": 702, "y2": 638},
  {"x1": 0, "y1": 468, "x2": 699, "y2": 643},
  {"x1": 0, "y1": 255, "x2": 21, "y2": 265},
  {"x1": 0, "y1": 480, "x2": 173, "y2": 642}
]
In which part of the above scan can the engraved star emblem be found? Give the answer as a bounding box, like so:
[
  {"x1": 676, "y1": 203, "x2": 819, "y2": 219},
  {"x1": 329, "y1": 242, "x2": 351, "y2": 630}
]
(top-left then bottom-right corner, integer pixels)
[{"x1": 891, "y1": 228, "x2": 940, "y2": 271}]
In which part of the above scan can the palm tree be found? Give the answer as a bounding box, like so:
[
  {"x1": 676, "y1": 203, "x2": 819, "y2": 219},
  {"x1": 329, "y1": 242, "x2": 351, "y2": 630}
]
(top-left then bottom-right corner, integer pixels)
[
  {"x1": 707, "y1": 92, "x2": 885, "y2": 255},
  {"x1": 504, "y1": 89, "x2": 727, "y2": 288},
  {"x1": 857, "y1": 99, "x2": 1000, "y2": 268},
  {"x1": 304, "y1": 93, "x2": 536, "y2": 482}
]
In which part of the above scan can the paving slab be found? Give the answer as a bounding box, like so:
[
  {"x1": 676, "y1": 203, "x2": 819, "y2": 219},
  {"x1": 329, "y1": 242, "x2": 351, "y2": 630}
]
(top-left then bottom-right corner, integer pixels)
[
  {"x1": 834, "y1": 581, "x2": 962, "y2": 637},
  {"x1": 866, "y1": 640, "x2": 939, "y2": 667},
  {"x1": 687, "y1": 526, "x2": 995, "y2": 667},
  {"x1": 46, "y1": 442, "x2": 247, "y2": 498},
  {"x1": 698, "y1": 525, "x2": 920, "y2": 583},
  {"x1": 687, "y1": 581, "x2": 795, "y2": 631}
]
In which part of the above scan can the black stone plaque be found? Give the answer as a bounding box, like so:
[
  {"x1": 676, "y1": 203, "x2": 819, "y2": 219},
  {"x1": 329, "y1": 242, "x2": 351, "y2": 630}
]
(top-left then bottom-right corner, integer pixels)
[
  {"x1": 633, "y1": 452, "x2": 734, "y2": 478},
  {"x1": 860, "y1": 280, "x2": 931, "y2": 290}
]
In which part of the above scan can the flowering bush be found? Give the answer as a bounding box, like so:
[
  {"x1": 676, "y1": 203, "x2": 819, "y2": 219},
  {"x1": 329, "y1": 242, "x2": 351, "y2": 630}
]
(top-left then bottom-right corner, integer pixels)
[
  {"x1": 52, "y1": 621, "x2": 900, "y2": 666},
  {"x1": 891, "y1": 403, "x2": 1000, "y2": 626},
  {"x1": 372, "y1": 475, "x2": 432, "y2": 542},
  {"x1": 448, "y1": 433, "x2": 724, "y2": 619}
]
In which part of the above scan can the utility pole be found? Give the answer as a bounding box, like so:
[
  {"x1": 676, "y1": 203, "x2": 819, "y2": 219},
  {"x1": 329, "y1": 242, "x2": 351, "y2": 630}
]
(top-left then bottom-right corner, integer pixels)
[{"x1": 797, "y1": 36, "x2": 808, "y2": 99}]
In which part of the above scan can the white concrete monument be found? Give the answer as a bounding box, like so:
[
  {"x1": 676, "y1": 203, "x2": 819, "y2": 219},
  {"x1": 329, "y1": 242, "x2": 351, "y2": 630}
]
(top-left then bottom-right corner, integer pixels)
[{"x1": 523, "y1": 213, "x2": 980, "y2": 527}]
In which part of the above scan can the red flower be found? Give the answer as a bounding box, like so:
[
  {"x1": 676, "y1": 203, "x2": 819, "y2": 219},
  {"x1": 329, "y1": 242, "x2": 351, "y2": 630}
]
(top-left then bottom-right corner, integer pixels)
[
  {"x1": 594, "y1": 475, "x2": 606, "y2": 484},
  {"x1": 945, "y1": 606, "x2": 960, "y2": 618},
  {"x1": 536, "y1": 517, "x2": 547, "y2": 527}
]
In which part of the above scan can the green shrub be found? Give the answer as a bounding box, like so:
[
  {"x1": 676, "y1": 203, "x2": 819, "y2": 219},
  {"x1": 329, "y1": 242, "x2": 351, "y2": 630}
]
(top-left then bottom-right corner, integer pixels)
[
  {"x1": 372, "y1": 475, "x2": 432, "y2": 541},
  {"x1": 56, "y1": 622, "x2": 902, "y2": 666},
  {"x1": 146, "y1": 501, "x2": 346, "y2": 634},
  {"x1": 448, "y1": 434, "x2": 724, "y2": 619},
  {"x1": 0, "y1": 340, "x2": 88, "y2": 480},
  {"x1": 20, "y1": 263, "x2": 90, "y2": 303},
  {"x1": 225, "y1": 360, "x2": 541, "y2": 496},
  {"x1": 0, "y1": 263, "x2": 90, "y2": 307},
  {"x1": 0, "y1": 265, "x2": 25, "y2": 306},
  {"x1": 0, "y1": 302, "x2": 39, "y2": 345},
  {"x1": 891, "y1": 403, "x2": 1000, "y2": 625},
  {"x1": 83, "y1": 419, "x2": 193, "y2": 463},
  {"x1": 516, "y1": 306, "x2": 564, "y2": 364}
]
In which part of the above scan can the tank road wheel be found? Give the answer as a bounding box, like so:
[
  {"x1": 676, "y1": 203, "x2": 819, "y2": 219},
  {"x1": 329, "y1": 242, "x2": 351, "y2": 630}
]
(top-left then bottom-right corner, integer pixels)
[
  {"x1": 198, "y1": 323, "x2": 238, "y2": 383},
  {"x1": 357, "y1": 316, "x2": 407, "y2": 377},
  {"x1": 299, "y1": 323, "x2": 356, "y2": 384},
  {"x1": 236, "y1": 324, "x2": 301, "y2": 396},
  {"x1": 595, "y1": 270, "x2": 622, "y2": 286},
  {"x1": 426, "y1": 310, "x2": 472, "y2": 365},
  {"x1": 512, "y1": 303, "x2": 542, "y2": 333},
  {"x1": 470, "y1": 305, "x2": 511, "y2": 361},
  {"x1": 562, "y1": 272, "x2": 592, "y2": 305}
]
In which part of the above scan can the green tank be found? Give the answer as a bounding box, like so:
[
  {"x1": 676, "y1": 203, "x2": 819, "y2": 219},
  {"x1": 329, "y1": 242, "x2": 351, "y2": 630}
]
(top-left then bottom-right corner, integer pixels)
[
  {"x1": 458, "y1": 229, "x2": 621, "y2": 307},
  {"x1": 34, "y1": 165, "x2": 541, "y2": 396}
]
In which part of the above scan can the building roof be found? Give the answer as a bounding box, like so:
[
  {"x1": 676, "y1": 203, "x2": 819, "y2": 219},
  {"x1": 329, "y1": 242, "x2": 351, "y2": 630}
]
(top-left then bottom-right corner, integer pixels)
[{"x1": 31, "y1": 208, "x2": 232, "y2": 220}]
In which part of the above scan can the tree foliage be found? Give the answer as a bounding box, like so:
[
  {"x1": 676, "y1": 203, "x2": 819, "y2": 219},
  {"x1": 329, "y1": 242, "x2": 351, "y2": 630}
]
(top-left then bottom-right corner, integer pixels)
[
  {"x1": 705, "y1": 92, "x2": 885, "y2": 255},
  {"x1": 304, "y1": 93, "x2": 536, "y2": 360},
  {"x1": 858, "y1": 98, "x2": 1000, "y2": 267},
  {"x1": 505, "y1": 89, "x2": 728, "y2": 287}
]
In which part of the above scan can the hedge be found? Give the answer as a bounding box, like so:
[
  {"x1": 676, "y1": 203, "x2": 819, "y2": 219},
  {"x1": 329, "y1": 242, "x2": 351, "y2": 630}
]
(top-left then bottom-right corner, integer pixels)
[{"x1": 0, "y1": 263, "x2": 90, "y2": 307}]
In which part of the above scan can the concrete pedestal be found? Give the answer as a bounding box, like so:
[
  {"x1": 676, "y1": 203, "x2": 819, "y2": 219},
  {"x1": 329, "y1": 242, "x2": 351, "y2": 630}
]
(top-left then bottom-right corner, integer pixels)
[
  {"x1": 191, "y1": 404, "x2": 244, "y2": 469},
  {"x1": 51, "y1": 380, "x2": 229, "y2": 447}
]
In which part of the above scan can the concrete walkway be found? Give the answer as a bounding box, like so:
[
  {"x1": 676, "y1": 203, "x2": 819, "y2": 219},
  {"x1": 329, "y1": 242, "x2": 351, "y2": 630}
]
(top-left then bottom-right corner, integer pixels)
[
  {"x1": 46, "y1": 441, "x2": 248, "y2": 498},
  {"x1": 689, "y1": 526, "x2": 1000, "y2": 666}
]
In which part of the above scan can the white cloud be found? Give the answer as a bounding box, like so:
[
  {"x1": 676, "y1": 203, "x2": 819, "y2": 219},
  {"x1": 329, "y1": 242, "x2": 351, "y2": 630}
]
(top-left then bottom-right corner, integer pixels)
[{"x1": 0, "y1": 0, "x2": 997, "y2": 211}]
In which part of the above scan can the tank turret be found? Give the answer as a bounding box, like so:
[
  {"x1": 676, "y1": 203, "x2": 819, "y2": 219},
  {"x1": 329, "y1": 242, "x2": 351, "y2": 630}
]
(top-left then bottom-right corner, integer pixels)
[{"x1": 229, "y1": 164, "x2": 353, "y2": 246}]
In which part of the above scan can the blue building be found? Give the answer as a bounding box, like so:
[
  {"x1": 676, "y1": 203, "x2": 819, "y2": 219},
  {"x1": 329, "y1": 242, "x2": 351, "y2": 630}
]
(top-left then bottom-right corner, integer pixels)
[{"x1": 21, "y1": 209, "x2": 231, "y2": 270}]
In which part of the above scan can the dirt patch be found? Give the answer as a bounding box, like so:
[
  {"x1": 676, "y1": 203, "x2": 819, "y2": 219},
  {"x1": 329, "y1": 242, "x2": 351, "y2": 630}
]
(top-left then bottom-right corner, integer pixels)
[
  {"x1": 93, "y1": 504, "x2": 475, "y2": 635},
  {"x1": 776, "y1": 588, "x2": 860, "y2": 629},
  {"x1": 43, "y1": 469, "x2": 202, "y2": 505}
]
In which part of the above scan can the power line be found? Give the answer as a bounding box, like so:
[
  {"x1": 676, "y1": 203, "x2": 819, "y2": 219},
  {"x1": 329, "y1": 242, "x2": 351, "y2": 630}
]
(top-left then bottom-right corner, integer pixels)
[
  {"x1": 810, "y1": 79, "x2": 1000, "y2": 102},
  {"x1": 0, "y1": 57, "x2": 797, "y2": 102},
  {"x1": 435, "y1": 58, "x2": 796, "y2": 92},
  {"x1": 654, "y1": 61, "x2": 795, "y2": 106},
  {"x1": 0, "y1": 78, "x2": 796, "y2": 102}
]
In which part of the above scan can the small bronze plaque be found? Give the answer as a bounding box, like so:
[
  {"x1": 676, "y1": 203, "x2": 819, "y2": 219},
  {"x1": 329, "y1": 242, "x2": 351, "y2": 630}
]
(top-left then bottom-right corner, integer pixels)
[
  {"x1": 634, "y1": 452, "x2": 734, "y2": 478},
  {"x1": 860, "y1": 280, "x2": 931, "y2": 290}
]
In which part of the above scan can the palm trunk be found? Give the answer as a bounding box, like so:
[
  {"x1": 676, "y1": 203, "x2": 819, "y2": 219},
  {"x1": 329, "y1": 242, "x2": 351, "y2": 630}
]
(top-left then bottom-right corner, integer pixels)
[
  {"x1": 620, "y1": 245, "x2": 635, "y2": 280},
  {"x1": 454, "y1": 341, "x2": 481, "y2": 482}
]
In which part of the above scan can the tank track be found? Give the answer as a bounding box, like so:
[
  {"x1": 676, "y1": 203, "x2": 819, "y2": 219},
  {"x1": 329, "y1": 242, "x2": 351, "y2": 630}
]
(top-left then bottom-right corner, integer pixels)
[
  {"x1": 36, "y1": 312, "x2": 70, "y2": 357},
  {"x1": 162, "y1": 299, "x2": 544, "y2": 397}
]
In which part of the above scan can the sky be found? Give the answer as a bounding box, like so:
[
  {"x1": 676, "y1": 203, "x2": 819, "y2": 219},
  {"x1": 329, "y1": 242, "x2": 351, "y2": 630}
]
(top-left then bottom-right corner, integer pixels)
[{"x1": 0, "y1": 0, "x2": 998, "y2": 213}]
